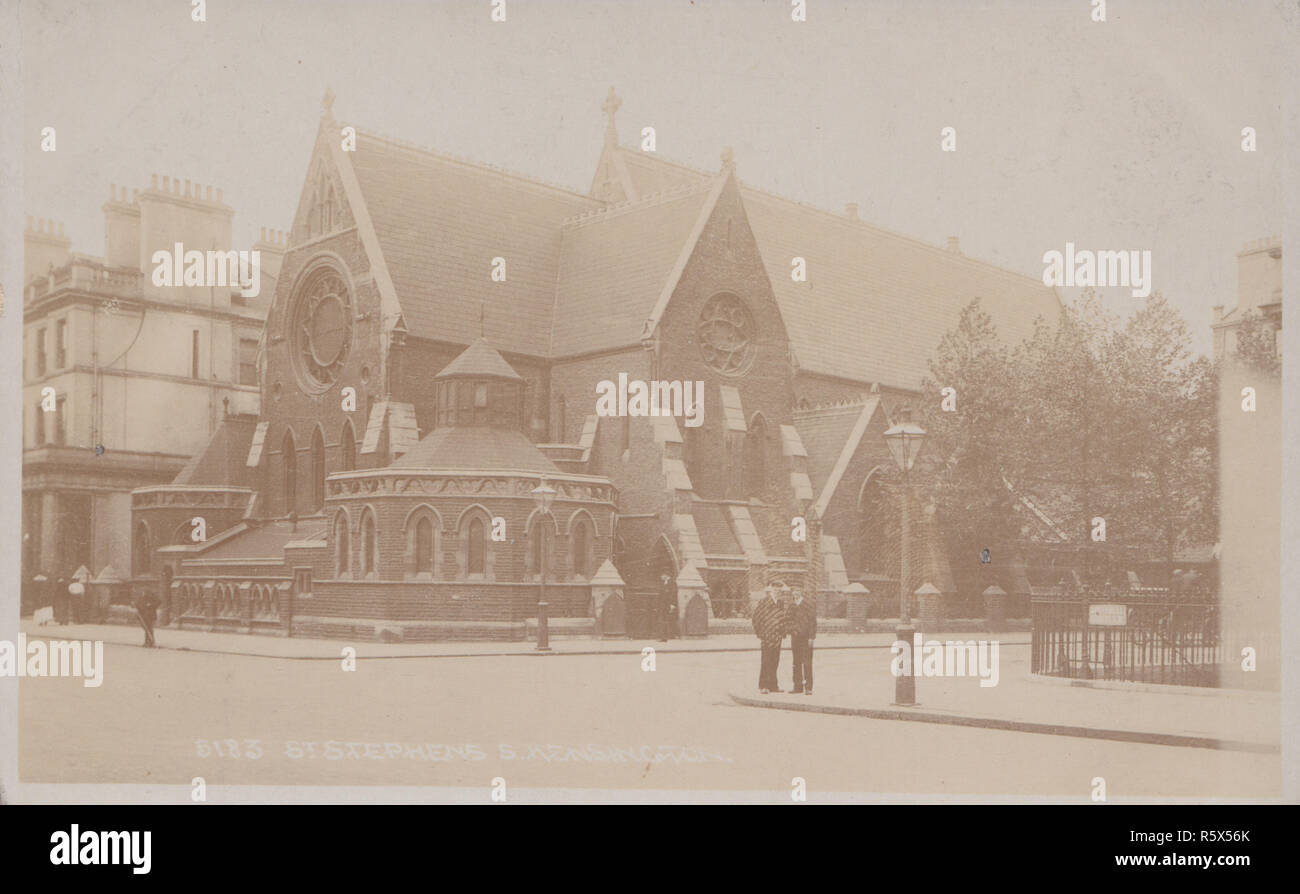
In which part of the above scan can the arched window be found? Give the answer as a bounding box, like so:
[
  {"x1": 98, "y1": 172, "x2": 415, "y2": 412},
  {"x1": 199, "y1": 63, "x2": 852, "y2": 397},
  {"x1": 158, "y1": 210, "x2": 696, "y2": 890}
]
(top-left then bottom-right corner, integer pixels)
[
  {"x1": 311, "y1": 428, "x2": 325, "y2": 511},
  {"x1": 340, "y1": 420, "x2": 356, "y2": 471},
  {"x1": 467, "y1": 517, "x2": 485, "y2": 577},
  {"x1": 415, "y1": 517, "x2": 434, "y2": 574},
  {"x1": 334, "y1": 510, "x2": 351, "y2": 578},
  {"x1": 360, "y1": 508, "x2": 378, "y2": 577},
  {"x1": 405, "y1": 507, "x2": 439, "y2": 578},
  {"x1": 572, "y1": 517, "x2": 593, "y2": 580},
  {"x1": 745, "y1": 414, "x2": 768, "y2": 499},
  {"x1": 133, "y1": 521, "x2": 152, "y2": 576},
  {"x1": 857, "y1": 470, "x2": 896, "y2": 580},
  {"x1": 282, "y1": 429, "x2": 297, "y2": 515}
]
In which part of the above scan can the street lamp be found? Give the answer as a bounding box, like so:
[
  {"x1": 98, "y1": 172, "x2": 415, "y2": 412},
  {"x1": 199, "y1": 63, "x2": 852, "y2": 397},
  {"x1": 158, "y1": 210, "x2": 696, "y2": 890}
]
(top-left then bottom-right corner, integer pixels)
[
  {"x1": 530, "y1": 477, "x2": 557, "y2": 652},
  {"x1": 883, "y1": 405, "x2": 926, "y2": 706}
]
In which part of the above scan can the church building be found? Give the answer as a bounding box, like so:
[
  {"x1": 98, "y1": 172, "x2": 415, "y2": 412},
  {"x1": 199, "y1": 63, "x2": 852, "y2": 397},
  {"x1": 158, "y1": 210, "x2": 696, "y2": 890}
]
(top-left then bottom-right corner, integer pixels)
[{"x1": 132, "y1": 88, "x2": 1060, "y2": 641}]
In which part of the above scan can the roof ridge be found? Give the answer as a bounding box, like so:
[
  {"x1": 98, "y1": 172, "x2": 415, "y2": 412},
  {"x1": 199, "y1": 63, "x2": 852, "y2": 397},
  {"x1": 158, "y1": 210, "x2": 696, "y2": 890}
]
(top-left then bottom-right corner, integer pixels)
[
  {"x1": 618, "y1": 144, "x2": 716, "y2": 178},
  {"x1": 613, "y1": 145, "x2": 1056, "y2": 289},
  {"x1": 354, "y1": 126, "x2": 600, "y2": 204},
  {"x1": 561, "y1": 179, "x2": 715, "y2": 228},
  {"x1": 794, "y1": 396, "x2": 869, "y2": 413},
  {"x1": 739, "y1": 184, "x2": 1052, "y2": 289}
]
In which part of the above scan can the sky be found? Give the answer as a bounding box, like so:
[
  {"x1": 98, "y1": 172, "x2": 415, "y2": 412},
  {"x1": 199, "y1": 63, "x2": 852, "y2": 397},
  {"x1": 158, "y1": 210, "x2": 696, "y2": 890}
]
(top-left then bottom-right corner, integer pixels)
[{"x1": 15, "y1": 0, "x2": 1292, "y2": 357}]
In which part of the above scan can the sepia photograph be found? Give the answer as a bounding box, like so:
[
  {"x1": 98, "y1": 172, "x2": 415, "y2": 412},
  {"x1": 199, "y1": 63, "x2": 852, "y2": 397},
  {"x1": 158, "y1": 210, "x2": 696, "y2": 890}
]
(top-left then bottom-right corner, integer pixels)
[{"x1": 0, "y1": 0, "x2": 1296, "y2": 845}]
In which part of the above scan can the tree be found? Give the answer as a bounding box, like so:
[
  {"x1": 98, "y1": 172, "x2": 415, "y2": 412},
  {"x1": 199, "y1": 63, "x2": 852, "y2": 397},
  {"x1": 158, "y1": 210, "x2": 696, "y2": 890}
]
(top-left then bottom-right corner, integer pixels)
[
  {"x1": 1232, "y1": 309, "x2": 1281, "y2": 376},
  {"x1": 920, "y1": 291, "x2": 1217, "y2": 592},
  {"x1": 918, "y1": 299, "x2": 1026, "y2": 593}
]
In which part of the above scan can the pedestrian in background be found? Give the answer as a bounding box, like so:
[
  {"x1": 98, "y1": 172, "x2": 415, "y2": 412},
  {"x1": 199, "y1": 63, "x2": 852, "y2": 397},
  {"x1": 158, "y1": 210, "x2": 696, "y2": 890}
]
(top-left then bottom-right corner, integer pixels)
[
  {"x1": 752, "y1": 584, "x2": 787, "y2": 693},
  {"x1": 53, "y1": 571, "x2": 70, "y2": 625},
  {"x1": 136, "y1": 590, "x2": 159, "y2": 648},
  {"x1": 788, "y1": 588, "x2": 817, "y2": 694}
]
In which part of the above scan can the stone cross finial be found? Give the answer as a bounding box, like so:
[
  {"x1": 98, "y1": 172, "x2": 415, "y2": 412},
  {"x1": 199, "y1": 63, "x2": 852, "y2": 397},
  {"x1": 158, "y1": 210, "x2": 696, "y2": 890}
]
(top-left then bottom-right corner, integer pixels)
[
  {"x1": 602, "y1": 86, "x2": 621, "y2": 144},
  {"x1": 721, "y1": 146, "x2": 735, "y2": 172},
  {"x1": 322, "y1": 87, "x2": 336, "y2": 118}
]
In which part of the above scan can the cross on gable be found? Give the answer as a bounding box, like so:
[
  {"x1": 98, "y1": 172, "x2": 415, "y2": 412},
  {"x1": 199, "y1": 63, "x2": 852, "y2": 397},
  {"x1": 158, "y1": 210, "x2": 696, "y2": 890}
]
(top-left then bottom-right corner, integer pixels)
[
  {"x1": 602, "y1": 86, "x2": 622, "y2": 121},
  {"x1": 602, "y1": 86, "x2": 622, "y2": 145}
]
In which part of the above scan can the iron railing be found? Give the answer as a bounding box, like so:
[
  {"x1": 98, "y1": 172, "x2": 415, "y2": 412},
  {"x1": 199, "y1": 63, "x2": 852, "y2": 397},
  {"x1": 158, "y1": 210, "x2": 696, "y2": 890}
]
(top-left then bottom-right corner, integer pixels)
[{"x1": 1032, "y1": 589, "x2": 1222, "y2": 687}]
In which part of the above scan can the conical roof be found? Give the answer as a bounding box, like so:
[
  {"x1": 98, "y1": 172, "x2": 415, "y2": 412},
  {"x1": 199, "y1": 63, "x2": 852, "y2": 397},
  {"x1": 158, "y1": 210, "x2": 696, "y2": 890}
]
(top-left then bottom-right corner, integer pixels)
[{"x1": 435, "y1": 338, "x2": 523, "y2": 381}]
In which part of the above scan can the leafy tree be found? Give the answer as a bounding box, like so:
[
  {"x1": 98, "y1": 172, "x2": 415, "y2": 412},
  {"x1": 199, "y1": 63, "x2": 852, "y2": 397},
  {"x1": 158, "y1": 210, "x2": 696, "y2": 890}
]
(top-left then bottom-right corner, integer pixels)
[
  {"x1": 1231, "y1": 309, "x2": 1281, "y2": 376},
  {"x1": 920, "y1": 292, "x2": 1217, "y2": 591}
]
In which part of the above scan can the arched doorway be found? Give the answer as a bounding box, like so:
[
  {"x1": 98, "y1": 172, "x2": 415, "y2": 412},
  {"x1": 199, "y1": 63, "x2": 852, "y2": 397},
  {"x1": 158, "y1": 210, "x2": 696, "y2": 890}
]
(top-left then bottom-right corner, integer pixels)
[{"x1": 625, "y1": 536, "x2": 678, "y2": 639}]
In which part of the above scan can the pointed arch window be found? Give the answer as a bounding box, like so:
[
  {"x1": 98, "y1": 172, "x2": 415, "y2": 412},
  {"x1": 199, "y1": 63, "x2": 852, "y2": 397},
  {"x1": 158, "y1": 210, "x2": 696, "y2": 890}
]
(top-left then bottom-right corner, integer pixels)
[
  {"x1": 334, "y1": 510, "x2": 351, "y2": 579},
  {"x1": 571, "y1": 517, "x2": 593, "y2": 580},
  {"x1": 340, "y1": 420, "x2": 356, "y2": 471},
  {"x1": 311, "y1": 428, "x2": 326, "y2": 511},
  {"x1": 415, "y1": 517, "x2": 435, "y2": 574},
  {"x1": 467, "y1": 517, "x2": 485, "y2": 577},
  {"x1": 360, "y1": 508, "x2": 378, "y2": 578},
  {"x1": 133, "y1": 521, "x2": 153, "y2": 577},
  {"x1": 405, "y1": 507, "x2": 440, "y2": 579},
  {"x1": 282, "y1": 430, "x2": 297, "y2": 515}
]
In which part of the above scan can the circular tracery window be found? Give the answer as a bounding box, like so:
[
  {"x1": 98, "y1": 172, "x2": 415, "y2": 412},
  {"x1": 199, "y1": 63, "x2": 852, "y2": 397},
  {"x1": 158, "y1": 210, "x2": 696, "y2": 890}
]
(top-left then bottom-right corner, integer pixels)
[
  {"x1": 696, "y1": 293, "x2": 756, "y2": 376},
  {"x1": 289, "y1": 265, "x2": 353, "y2": 392}
]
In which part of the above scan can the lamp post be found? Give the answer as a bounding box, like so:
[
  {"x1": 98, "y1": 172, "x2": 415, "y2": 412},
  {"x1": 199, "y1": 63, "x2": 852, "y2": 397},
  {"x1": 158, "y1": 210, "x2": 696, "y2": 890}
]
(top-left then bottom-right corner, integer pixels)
[
  {"x1": 530, "y1": 477, "x2": 557, "y2": 652},
  {"x1": 883, "y1": 405, "x2": 926, "y2": 706}
]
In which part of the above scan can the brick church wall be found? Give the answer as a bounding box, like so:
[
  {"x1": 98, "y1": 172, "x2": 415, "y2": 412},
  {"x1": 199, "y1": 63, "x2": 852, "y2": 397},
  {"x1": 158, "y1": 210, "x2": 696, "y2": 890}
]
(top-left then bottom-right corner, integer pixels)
[{"x1": 655, "y1": 176, "x2": 795, "y2": 502}]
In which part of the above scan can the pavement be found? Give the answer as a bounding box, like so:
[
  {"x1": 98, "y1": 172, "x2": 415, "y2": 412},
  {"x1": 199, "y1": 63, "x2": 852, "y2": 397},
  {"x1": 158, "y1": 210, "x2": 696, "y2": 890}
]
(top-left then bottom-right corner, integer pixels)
[
  {"x1": 730, "y1": 648, "x2": 1280, "y2": 754},
  {"x1": 17, "y1": 618, "x2": 985, "y2": 660},
  {"x1": 19, "y1": 620, "x2": 1278, "y2": 754}
]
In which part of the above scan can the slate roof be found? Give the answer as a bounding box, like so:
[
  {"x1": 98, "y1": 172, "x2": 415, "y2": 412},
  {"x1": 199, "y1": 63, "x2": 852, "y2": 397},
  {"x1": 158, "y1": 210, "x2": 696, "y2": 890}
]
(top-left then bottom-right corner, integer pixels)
[
  {"x1": 192, "y1": 520, "x2": 327, "y2": 562},
  {"x1": 793, "y1": 400, "x2": 869, "y2": 497},
  {"x1": 342, "y1": 128, "x2": 1060, "y2": 392},
  {"x1": 348, "y1": 130, "x2": 599, "y2": 356},
  {"x1": 389, "y1": 426, "x2": 559, "y2": 473},
  {"x1": 172, "y1": 414, "x2": 259, "y2": 487},
  {"x1": 743, "y1": 190, "x2": 1061, "y2": 389},
  {"x1": 691, "y1": 501, "x2": 742, "y2": 557},
  {"x1": 436, "y1": 338, "x2": 524, "y2": 380},
  {"x1": 609, "y1": 146, "x2": 1062, "y2": 389},
  {"x1": 550, "y1": 183, "x2": 714, "y2": 356}
]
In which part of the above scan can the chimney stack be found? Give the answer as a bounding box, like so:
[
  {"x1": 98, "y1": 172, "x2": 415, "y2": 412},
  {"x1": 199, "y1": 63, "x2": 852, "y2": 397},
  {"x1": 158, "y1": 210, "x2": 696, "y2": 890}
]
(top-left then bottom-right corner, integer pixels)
[
  {"x1": 24, "y1": 216, "x2": 73, "y2": 286},
  {"x1": 103, "y1": 180, "x2": 141, "y2": 268},
  {"x1": 252, "y1": 226, "x2": 288, "y2": 281}
]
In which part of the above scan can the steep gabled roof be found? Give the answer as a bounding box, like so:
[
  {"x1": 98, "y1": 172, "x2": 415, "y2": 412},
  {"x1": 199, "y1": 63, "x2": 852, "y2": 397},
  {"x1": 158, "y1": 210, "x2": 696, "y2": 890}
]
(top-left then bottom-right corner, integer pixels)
[
  {"x1": 346, "y1": 128, "x2": 600, "y2": 356},
  {"x1": 793, "y1": 398, "x2": 869, "y2": 498},
  {"x1": 600, "y1": 145, "x2": 1062, "y2": 390},
  {"x1": 171, "y1": 414, "x2": 260, "y2": 487},
  {"x1": 794, "y1": 395, "x2": 884, "y2": 519},
  {"x1": 743, "y1": 190, "x2": 1061, "y2": 389},
  {"x1": 550, "y1": 179, "x2": 719, "y2": 357}
]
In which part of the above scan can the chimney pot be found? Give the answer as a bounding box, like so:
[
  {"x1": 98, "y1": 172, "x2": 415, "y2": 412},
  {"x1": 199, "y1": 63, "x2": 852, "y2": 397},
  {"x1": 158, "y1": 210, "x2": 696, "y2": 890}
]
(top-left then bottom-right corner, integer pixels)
[
  {"x1": 845, "y1": 202, "x2": 859, "y2": 220},
  {"x1": 1212, "y1": 305, "x2": 1224, "y2": 323},
  {"x1": 946, "y1": 236, "x2": 960, "y2": 253},
  {"x1": 162, "y1": 176, "x2": 171, "y2": 192},
  {"x1": 216, "y1": 188, "x2": 224, "y2": 203},
  {"x1": 185, "y1": 179, "x2": 192, "y2": 197},
  {"x1": 151, "y1": 174, "x2": 158, "y2": 189}
]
